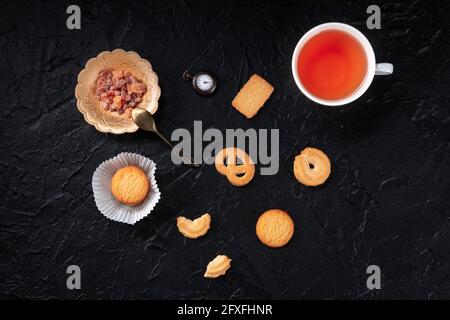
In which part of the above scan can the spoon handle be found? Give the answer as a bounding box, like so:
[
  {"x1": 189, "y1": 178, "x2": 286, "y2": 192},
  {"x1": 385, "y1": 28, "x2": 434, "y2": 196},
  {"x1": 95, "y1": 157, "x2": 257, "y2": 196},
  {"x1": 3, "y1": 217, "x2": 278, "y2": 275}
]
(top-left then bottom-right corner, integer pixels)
[{"x1": 155, "y1": 131, "x2": 199, "y2": 168}]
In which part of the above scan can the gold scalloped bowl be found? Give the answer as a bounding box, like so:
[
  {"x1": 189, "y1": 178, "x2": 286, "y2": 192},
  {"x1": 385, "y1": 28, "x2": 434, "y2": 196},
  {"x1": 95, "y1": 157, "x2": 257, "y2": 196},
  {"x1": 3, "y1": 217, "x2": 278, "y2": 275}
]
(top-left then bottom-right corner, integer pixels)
[{"x1": 75, "y1": 49, "x2": 161, "y2": 134}]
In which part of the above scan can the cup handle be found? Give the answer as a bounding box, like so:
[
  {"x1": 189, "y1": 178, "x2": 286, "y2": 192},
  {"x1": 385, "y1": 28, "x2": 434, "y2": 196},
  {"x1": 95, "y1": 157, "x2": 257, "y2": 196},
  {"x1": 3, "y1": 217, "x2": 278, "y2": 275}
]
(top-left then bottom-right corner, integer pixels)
[{"x1": 375, "y1": 63, "x2": 393, "y2": 75}]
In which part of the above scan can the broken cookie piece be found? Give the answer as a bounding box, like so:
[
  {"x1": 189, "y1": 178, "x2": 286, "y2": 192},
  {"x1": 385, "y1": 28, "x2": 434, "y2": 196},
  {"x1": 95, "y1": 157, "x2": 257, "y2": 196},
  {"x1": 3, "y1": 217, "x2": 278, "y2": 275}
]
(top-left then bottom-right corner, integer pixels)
[{"x1": 204, "y1": 255, "x2": 232, "y2": 279}]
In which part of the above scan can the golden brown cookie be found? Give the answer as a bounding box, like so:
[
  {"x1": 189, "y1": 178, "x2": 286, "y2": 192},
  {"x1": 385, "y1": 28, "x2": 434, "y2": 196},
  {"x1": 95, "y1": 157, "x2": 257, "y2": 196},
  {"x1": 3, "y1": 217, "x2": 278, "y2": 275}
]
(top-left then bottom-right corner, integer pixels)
[
  {"x1": 204, "y1": 255, "x2": 232, "y2": 279},
  {"x1": 232, "y1": 74, "x2": 274, "y2": 119},
  {"x1": 177, "y1": 213, "x2": 211, "y2": 239},
  {"x1": 256, "y1": 209, "x2": 294, "y2": 248},
  {"x1": 111, "y1": 166, "x2": 150, "y2": 206},
  {"x1": 215, "y1": 147, "x2": 255, "y2": 187},
  {"x1": 293, "y1": 147, "x2": 331, "y2": 186}
]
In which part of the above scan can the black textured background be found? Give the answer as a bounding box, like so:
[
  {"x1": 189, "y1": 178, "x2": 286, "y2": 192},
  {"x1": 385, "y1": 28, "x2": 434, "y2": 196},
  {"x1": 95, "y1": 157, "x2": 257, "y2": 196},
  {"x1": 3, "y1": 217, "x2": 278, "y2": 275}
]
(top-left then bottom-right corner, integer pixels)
[{"x1": 1, "y1": 0, "x2": 449, "y2": 299}]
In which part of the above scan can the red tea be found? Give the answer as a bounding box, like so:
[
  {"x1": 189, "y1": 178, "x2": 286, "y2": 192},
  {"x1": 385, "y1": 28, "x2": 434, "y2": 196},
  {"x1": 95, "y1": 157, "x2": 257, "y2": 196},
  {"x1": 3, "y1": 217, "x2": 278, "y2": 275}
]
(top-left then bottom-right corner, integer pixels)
[{"x1": 297, "y1": 30, "x2": 368, "y2": 100}]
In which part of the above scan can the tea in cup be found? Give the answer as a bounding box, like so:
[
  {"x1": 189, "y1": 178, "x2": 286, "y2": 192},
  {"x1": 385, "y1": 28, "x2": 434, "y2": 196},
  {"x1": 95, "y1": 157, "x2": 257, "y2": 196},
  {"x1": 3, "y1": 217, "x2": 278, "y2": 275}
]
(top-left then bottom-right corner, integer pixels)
[{"x1": 292, "y1": 22, "x2": 393, "y2": 106}]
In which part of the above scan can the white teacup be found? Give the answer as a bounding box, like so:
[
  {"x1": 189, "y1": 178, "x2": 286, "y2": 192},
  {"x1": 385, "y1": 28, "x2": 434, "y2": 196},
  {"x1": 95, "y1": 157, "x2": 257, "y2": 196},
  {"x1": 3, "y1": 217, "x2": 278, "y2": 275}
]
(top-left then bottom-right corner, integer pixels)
[{"x1": 292, "y1": 22, "x2": 393, "y2": 106}]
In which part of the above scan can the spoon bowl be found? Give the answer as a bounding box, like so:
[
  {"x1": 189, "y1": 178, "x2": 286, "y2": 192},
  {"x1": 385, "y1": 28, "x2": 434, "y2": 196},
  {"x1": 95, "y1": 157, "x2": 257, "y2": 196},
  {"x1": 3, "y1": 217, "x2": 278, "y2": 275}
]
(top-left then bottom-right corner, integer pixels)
[
  {"x1": 132, "y1": 107, "x2": 158, "y2": 132},
  {"x1": 132, "y1": 108, "x2": 198, "y2": 167}
]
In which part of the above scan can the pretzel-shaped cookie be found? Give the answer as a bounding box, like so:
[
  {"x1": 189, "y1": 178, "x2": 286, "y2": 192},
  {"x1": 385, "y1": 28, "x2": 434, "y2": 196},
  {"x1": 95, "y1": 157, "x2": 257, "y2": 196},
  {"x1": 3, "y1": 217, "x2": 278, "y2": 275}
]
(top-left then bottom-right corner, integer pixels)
[
  {"x1": 293, "y1": 147, "x2": 331, "y2": 186},
  {"x1": 215, "y1": 147, "x2": 255, "y2": 187}
]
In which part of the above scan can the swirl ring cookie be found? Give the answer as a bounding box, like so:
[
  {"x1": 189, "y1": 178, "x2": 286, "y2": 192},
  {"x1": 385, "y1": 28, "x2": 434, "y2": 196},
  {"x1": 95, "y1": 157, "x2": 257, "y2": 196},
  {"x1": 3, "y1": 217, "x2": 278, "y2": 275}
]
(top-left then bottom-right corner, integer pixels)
[
  {"x1": 215, "y1": 147, "x2": 255, "y2": 187},
  {"x1": 256, "y1": 209, "x2": 294, "y2": 248},
  {"x1": 293, "y1": 147, "x2": 331, "y2": 186}
]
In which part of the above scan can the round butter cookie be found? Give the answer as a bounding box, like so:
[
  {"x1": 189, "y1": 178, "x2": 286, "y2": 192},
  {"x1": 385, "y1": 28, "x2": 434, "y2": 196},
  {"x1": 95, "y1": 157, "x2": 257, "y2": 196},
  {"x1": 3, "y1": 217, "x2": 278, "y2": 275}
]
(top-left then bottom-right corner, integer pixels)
[
  {"x1": 111, "y1": 165, "x2": 150, "y2": 206},
  {"x1": 256, "y1": 209, "x2": 294, "y2": 248}
]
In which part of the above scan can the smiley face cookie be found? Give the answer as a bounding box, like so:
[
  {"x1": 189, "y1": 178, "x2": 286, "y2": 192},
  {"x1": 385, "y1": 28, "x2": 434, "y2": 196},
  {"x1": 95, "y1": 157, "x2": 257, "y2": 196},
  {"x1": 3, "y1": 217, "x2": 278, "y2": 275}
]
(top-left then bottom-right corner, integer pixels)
[
  {"x1": 256, "y1": 209, "x2": 294, "y2": 248},
  {"x1": 293, "y1": 147, "x2": 331, "y2": 187},
  {"x1": 215, "y1": 147, "x2": 255, "y2": 187},
  {"x1": 177, "y1": 213, "x2": 211, "y2": 239}
]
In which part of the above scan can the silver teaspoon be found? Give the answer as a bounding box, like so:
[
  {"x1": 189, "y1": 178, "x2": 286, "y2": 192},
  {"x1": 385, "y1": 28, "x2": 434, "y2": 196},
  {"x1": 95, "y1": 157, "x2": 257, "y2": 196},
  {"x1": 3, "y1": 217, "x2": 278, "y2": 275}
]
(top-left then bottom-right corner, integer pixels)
[{"x1": 132, "y1": 108, "x2": 199, "y2": 167}]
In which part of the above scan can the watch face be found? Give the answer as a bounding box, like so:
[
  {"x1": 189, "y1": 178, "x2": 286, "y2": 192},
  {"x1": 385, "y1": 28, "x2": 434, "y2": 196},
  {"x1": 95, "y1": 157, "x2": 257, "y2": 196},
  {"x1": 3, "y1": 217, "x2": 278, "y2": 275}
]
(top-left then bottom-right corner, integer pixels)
[{"x1": 193, "y1": 72, "x2": 216, "y2": 95}]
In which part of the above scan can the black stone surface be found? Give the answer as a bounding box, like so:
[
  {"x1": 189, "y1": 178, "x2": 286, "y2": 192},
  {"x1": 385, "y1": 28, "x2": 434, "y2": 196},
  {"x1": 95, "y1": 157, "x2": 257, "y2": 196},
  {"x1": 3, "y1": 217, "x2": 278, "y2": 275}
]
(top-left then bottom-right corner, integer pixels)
[{"x1": 1, "y1": 0, "x2": 449, "y2": 299}]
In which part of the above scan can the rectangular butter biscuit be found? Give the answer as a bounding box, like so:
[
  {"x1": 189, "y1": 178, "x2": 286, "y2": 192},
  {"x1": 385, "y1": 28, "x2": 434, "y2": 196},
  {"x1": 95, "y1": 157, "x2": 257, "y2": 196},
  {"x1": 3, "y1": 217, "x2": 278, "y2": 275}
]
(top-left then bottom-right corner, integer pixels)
[{"x1": 232, "y1": 74, "x2": 274, "y2": 119}]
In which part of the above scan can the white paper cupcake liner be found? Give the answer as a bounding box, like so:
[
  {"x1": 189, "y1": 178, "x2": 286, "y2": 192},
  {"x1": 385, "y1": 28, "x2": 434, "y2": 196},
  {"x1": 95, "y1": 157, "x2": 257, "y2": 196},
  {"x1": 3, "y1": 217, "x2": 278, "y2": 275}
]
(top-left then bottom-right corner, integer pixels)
[{"x1": 92, "y1": 152, "x2": 161, "y2": 225}]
